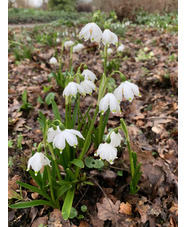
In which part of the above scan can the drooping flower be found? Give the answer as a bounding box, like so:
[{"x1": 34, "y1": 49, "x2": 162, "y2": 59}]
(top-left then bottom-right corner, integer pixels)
[
  {"x1": 102, "y1": 29, "x2": 118, "y2": 46},
  {"x1": 64, "y1": 40, "x2": 74, "y2": 48},
  {"x1": 114, "y1": 81, "x2": 141, "y2": 102},
  {"x1": 79, "y1": 22, "x2": 102, "y2": 43},
  {"x1": 56, "y1": 38, "x2": 60, "y2": 43},
  {"x1": 48, "y1": 128, "x2": 84, "y2": 151},
  {"x1": 99, "y1": 93, "x2": 121, "y2": 114},
  {"x1": 107, "y1": 48, "x2": 113, "y2": 55},
  {"x1": 106, "y1": 131, "x2": 123, "y2": 147},
  {"x1": 27, "y1": 152, "x2": 51, "y2": 176},
  {"x1": 80, "y1": 80, "x2": 96, "y2": 95},
  {"x1": 82, "y1": 69, "x2": 97, "y2": 82},
  {"x1": 49, "y1": 57, "x2": 57, "y2": 64},
  {"x1": 117, "y1": 44, "x2": 125, "y2": 52},
  {"x1": 62, "y1": 82, "x2": 85, "y2": 98},
  {"x1": 47, "y1": 126, "x2": 61, "y2": 143},
  {"x1": 73, "y1": 43, "x2": 85, "y2": 53},
  {"x1": 94, "y1": 143, "x2": 117, "y2": 164}
]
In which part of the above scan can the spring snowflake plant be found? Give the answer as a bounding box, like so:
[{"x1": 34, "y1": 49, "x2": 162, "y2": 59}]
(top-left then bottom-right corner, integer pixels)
[{"x1": 10, "y1": 21, "x2": 142, "y2": 220}]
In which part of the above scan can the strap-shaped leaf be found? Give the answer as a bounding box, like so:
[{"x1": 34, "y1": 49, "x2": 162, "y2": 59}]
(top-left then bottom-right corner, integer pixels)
[
  {"x1": 71, "y1": 101, "x2": 78, "y2": 128},
  {"x1": 70, "y1": 159, "x2": 84, "y2": 168},
  {"x1": 29, "y1": 170, "x2": 42, "y2": 189},
  {"x1": 57, "y1": 184, "x2": 72, "y2": 199},
  {"x1": 62, "y1": 188, "x2": 75, "y2": 220},
  {"x1": 9, "y1": 200, "x2": 53, "y2": 209},
  {"x1": 16, "y1": 181, "x2": 52, "y2": 202},
  {"x1": 51, "y1": 99, "x2": 62, "y2": 122}
]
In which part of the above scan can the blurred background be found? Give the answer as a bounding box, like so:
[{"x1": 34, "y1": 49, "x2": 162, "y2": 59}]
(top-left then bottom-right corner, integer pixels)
[{"x1": 8, "y1": 0, "x2": 178, "y2": 22}]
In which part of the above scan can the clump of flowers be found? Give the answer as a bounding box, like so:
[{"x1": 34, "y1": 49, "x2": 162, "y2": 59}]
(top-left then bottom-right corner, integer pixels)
[{"x1": 10, "y1": 20, "x2": 142, "y2": 221}]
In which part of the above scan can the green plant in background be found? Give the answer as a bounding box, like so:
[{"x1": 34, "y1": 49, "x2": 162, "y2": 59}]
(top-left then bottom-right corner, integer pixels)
[
  {"x1": 135, "y1": 47, "x2": 155, "y2": 62},
  {"x1": 9, "y1": 20, "x2": 142, "y2": 221},
  {"x1": 19, "y1": 89, "x2": 33, "y2": 112}
]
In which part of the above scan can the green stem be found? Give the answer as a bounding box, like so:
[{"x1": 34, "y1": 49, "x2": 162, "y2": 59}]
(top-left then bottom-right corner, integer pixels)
[
  {"x1": 104, "y1": 45, "x2": 108, "y2": 76},
  {"x1": 75, "y1": 105, "x2": 99, "y2": 178},
  {"x1": 98, "y1": 113, "x2": 103, "y2": 144},
  {"x1": 120, "y1": 119, "x2": 134, "y2": 178},
  {"x1": 48, "y1": 143, "x2": 62, "y2": 181},
  {"x1": 69, "y1": 46, "x2": 73, "y2": 73}
]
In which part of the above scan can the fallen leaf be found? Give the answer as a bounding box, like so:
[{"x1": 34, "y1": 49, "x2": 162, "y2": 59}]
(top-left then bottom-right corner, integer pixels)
[
  {"x1": 97, "y1": 197, "x2": 120, "y2": 222},
  {"x1": 31, "y1": 215, "x2": 48, "y2": 227},
  {"x1": 48, "y1": 209, "x2": 71, "y2": 227},
  {"x1": 119, "y1": 202, "x2": 132, "y2": 215}
]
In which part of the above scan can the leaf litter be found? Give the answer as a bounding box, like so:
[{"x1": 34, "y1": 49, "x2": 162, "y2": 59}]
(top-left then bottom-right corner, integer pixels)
[{"x1": 8, "y1": 21, "x2": 177, "y2": 226}]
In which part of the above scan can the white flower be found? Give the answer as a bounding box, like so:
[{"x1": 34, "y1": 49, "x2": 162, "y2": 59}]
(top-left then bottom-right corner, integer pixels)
[
  {"x1": 63, "y1": 82, "x2": 85, "y2": 98},
  {"x1": 106, "y1": 131, "x2": 123, "y2": 147},
  {"x1": 49, "y1": 57, "x2": 57, "y2": 64},
  {"x1": 27, "y1": 152, "x2": 51, "y2": 176},
  {"x1": 79, "y1": 22, "x2": 102, "y2": 43},
  {"x1": 102, "y1": 29, "x2": 118, "y2": 46},
  {"x1": 73, "y1": 43, "x2": 85, "y2": 53},
  {"x1": 80, "y1": 80, "x2": 96, "y2": 95},
  {"x1": 82, "y1": 69, "x2": 97, "y2": 82},
  {"x1": 47, "y1": 126, "x2": 61, "y2": 143},
  {"x1": 51, "y1": 128, "x2": 85, "y2": 151},
  {"x1": 107, "y1": 48, "x2": 113, "y2": 55},
  {"x1": 94, "y1": 143, "x2": 117, "y2": 164},
  {"x1": 114, "y1": 81, "x2": 141, "y2": 102},
  {"x1": 56, "y1": 38, "x2": 60, "y2": 43},
  {"x1": 64, "y1": 40, "x2": 74, "y2": 48},
  {"x1": 117, "y1": 44, "x2": 125, "y2": 52},
  {"x1": 99, "y1": 93, "x2": 121, "y2": 114}
]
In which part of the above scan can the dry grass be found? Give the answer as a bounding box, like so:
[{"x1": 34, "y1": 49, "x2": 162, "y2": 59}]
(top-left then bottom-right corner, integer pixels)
[{"x1": 93, "y1": 0, "x2": 178, "y2": 20}]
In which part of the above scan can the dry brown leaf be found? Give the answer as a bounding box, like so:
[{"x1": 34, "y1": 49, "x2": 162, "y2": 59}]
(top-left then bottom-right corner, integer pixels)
[
  {"x1": 14, "y1": 118, "x2": 26, "y2": 131},
  {"x1": 48, "y1": 209, "x2": 71, "y2": 227},
  {"x1": 79, "y1": 221, "x2": 89, "y2": 227},
  {"x1": 97, "y1": 197, "x2": 120, "y2": 222},
  {"x1": 119, "y1": 202, "x2": 132, "y2": 215},
  {"x1": 31, "y1": 192, "x2": 39, "y2": 200},
  {"x1": 31, "y1": 215, "x2": 48, "y2": 227}
]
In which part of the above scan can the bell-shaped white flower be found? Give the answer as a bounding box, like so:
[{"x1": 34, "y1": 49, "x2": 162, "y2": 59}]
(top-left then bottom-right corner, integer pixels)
[
  {"x1": 107, "y1": 131, "x2": 123, "y2": 147},
  {"x1": 52, "y1": 128, "x2": 85, "y2": 151},
  {"x1": 73, "y1": 43, "x2": 85, "y2": 53},
  {"x1": 79, "y1": 22, "x2": 102, "y2": 43},
  {"x1": 47, "y1": 126, "x2": 61, "y2": 143},
  {"x1": 107, "y1": 48, "x2": 113, "y2": 55},
  {"x1": 102, "y1": 29, "x2": 118, "y2": 46},
  {"x1": 82, "y1": 69, "x2": 97, "y2": 82},
  {"x1": 114, "y1": 81, "x2": 141, "y2": 102},
  {"x1": 80, "y1": 80, "x2": 96, "y2": 95},
  {"x1": 49, "y1": 57, "x2": 57, "y2": 64},
  {"x1": 94, "y1": 143, "x2": 117, "y2": 164},
  {"x1": 99, "y1": 93, "x2": 121, "y2": 114},
  {"x1": 117, "y1": 44, "x2": 125, "y2": 52},
  {"x1": 27, "y1": 152, "x2": 51, "y2": 176},
  {"x1": 63, "y1": 82, "x2": 85, "y2": 98},
  {"x1": 56, "y1": 38, "x2": 60, "y2": 43},
  {"x1": 64, "y1": 40, "x2": 74, "y2": 48}
]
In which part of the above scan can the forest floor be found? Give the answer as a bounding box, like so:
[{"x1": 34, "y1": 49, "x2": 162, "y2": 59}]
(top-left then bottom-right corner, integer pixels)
[{"x1": 8, "y1": 17, "x2": 178, "y2": 227}]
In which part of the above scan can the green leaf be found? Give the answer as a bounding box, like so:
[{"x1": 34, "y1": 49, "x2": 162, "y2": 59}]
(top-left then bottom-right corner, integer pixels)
[
  {"x1": 38, "y1": 111, "x2": 46, "y2": 130},
  {"x1": 70, "y1": 159, "x2": 84, "y2": 168},
  {"x1": 62, "y1": 188, "x2": 75, "y2": 220},
  {"x1": 57, "y1": 184, "x2": 72, "y2": 199},
  {"x1": 83, "y1": 181, "x2": 94, "y2": 186},
  {"x1": 43, "y1": 85, "x2": 52, "y2": 93},
  {"x1": 16, "y1": 181, "x2": 52, "y2": 202},
  {"x1": 9, "y1": 200, "x2": 53, "y2": 209},
  {"x1": 66, "y1": 168, "x2": 75, "y2": 180},
  {"x1": 45, "y1": 92, "x2": 55, "y2": 105},
  {"x1": 84, "y1": 157, "x2": 104, "y2": 169},
  {"x1": 70, "y1": 101, "x2": 78, "y2": 128},
  {"x1": 37, "y1": 96, "x2": 44, "y2": 104},
  {"x1": 69, "y1": 207, "x2": 78, "y2": 219},
  {"x1": 51, "y1": 99, "x2": 62, "y2": 122},
  {"x1": 81, "y1": 205, "x2": 87, "y2": 212},
  {"x1": 22, "y1": 89, "x2": 27, "y2": 104},
  {"x1": 8, "y1": 140, "x2": 13, "y2": 148}
]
